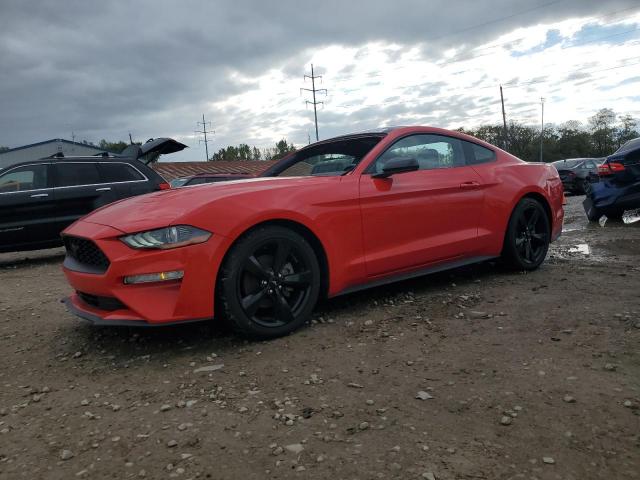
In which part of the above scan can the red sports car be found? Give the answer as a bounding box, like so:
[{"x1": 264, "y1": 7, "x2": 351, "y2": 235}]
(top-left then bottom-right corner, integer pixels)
[{"x1": 61, "y1": 127, "x2": 564, "y2": 338}]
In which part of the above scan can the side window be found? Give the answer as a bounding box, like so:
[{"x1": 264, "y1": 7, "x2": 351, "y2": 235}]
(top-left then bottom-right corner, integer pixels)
[
  {"x1": 0, "y1": 164, "x2": 49, "y2": 193},
  {"x1": 372, "y1": 134, "x2": 465, "y2": 174},
  {"x1": 55, "y1": 163, "x2": 101, "y2": 187},
  {"x1": 467, "y1": 143, "x2": 496, "y2": 165},
  {"x1": 99, "y1": 163, "x2": 145, "y2": 183}
]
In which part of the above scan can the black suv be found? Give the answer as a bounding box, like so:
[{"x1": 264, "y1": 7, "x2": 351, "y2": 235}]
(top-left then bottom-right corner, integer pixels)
[{"x1": 0, "y1": 138, "x2": 186, "y2": 253}]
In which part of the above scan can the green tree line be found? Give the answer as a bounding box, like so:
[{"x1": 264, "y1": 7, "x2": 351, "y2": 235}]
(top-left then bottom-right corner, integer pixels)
[
  {"x1": 12, "y1": 108, "x2": 633, "y2": 164},
  {"x1": 74, "y1": 138, "x2": 297, "y2": 161},
  {"x1": 98, "y1": 139, "x2": 132, "y2": 154},
  {"x1": 209, "y1": 139, "x2": 296, "y2": 162},
  {"x1": 461, "y1": 108, "x2": 638, "y2": 162}
]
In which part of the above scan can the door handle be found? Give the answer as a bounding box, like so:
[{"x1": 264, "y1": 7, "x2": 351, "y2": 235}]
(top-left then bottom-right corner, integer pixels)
[
  {"x1": 460, "y1": 181, "x2": 481, "y2": 189},
  {"x1": 30, "y1": 193, "x2": 49, "y2": 198},
  {"x1": 95, "y1": 187, "x2": 112, "y2": 192}
]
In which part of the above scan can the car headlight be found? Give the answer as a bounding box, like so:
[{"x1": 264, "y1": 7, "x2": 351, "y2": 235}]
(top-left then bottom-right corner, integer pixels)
[{"x1": 120, "y1": 225, "x2": 211, "y2": 250}]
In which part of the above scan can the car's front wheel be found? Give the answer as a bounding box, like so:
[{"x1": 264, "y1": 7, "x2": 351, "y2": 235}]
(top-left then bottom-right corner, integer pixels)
[
  {"x1": 218, "y1": 225, "x2": 321, "y2": 339},
  {"x1": 502, "y1": 198, "x2": 550, "y2": 270}
]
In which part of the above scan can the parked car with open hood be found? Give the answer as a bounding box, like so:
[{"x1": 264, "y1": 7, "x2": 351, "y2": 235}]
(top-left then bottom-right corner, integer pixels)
[
  {"x1": 583, "y1": 138, "x2": 640, "y2": 221},
  {"x1": 0, "y1": 137, "x2": 187, "y2": 253}
]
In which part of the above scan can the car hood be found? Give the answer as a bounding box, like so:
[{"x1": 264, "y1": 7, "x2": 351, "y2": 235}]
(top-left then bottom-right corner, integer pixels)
[{"x1": 80, "y1": 176, "x2": 330, "y2": 233}]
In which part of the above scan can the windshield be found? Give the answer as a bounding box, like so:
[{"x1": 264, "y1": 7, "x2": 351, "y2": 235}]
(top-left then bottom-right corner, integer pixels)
[
  {"x1": 186, "y1": 176, "x2": 246, "y2": 185},
  {"x1": 270, "y1": 135, "x2": 384, "y2": 177},
  {"x1": 169, "y1": 177, "x2": 189, "y2": 188}
]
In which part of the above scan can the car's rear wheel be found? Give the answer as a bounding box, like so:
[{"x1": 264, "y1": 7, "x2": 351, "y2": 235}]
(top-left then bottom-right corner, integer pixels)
[
  {"x1": 580, "y1": 179, "x2": 590, "y2": 195},
  {"x1": 502, "y1": 198, "x2": 550, "y2": 270},
  {"x1": 218, "y1": 226, "x2": 321, "y2": 339}
]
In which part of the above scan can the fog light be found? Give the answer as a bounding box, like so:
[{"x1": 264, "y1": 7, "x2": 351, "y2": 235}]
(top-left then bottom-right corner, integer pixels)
[{"x1": 124, "y1": 270, "x2": 184, "y2": 285}]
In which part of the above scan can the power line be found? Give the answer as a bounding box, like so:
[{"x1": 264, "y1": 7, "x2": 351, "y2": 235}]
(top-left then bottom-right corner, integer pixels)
[
  {"x1": 237, "y1": 5, "x2": 640, "y2": 119},
  {"x1": 433, "y1": 6, "x2": 640, "y2": 68},
  {"x1": 503, "y1": 57, "x2": 640, "y2": 88},
  {"x1": 301, "y1": 64, "x2": 327, "y2": 142},
  {"x1": 327, "y1": 4, "x2": 640, "y2": 86},
  {"x1": 330, "y1": 55, "x2": 640, "y2": 110},
  {"x1": 427, "y1": 0, "x2": 566, "y2": 43},
  {"x1": 195, "y1": 114, "x2": 213, "y2": 161}
]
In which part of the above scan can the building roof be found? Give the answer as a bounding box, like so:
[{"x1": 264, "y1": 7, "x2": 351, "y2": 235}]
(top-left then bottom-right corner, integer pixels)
[
  {"x1": 0, "y1": 138, "x2": 107, "y2": 155},
  {"x1": 152, "y1": 161, "x2": 279, "y2": 181}
]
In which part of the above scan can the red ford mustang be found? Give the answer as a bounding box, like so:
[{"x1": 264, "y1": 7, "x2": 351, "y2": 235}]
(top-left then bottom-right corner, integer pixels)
[{"x1": 61, "y1": 126, "x2": 564, "y2": 338}]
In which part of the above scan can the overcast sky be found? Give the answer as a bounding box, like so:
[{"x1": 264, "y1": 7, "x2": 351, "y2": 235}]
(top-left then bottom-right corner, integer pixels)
[{"x1": 1, "y1": 0, "x2": 639, "y2": 161}]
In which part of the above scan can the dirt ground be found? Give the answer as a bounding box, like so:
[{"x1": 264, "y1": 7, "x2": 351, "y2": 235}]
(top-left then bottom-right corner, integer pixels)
[{"x1": 0, "y1": 196, "x2": 639, "y2": 480}]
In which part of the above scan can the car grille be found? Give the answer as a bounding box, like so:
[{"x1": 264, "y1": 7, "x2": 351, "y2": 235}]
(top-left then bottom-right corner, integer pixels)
[
  {"x1": 63, "y1": 236, "x2": 110, "y2": 273},
  {"x1": 77, "y1": 291, "x2": 126, "y2": 311}
]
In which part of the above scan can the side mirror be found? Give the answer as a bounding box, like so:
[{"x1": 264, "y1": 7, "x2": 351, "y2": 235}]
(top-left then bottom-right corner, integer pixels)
[{"x1": 372, "y1": 157, "x2": 419, "y2": 179}]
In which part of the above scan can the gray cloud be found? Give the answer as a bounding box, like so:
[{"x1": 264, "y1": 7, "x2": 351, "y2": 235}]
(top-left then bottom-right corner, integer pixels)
[{"x1": 0, "y1": 0, "x2": 637, "y2": 157}]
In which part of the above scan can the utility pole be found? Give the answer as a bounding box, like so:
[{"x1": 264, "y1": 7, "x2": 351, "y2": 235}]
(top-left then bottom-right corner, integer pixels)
[
  {"x1": 128, "y1": 132, "x2": 134, "y2": 145},
  {"x1": 301, "y1": 64, "x2": 327, "y2": 142},
  {"x1": 539, "y1": 97, "x2": 545, "y2": 162},
  {"x1": 500, "y1": 85, "x2": 508, "y2": 150},
  {"x1": 195, "y1": 114, "x2": 213, "y2": 161}
]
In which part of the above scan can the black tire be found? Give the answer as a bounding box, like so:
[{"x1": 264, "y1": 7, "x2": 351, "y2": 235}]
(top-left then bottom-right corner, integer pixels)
[
  {"x1": 580, "y1": 179, "x2": 590, "y2": 195},
  {"x1": 502, "y1": 198, "x2": 551, "y2": 270},
  {"x1": 217, "y1": 226, "x2": 321, "y2": 339},
  {"x1": 583, "y1": 197, "x2": 602, "y2": 222},
  {"x1": 606, "y1": 210, "x2": 624, "y2": 221}
]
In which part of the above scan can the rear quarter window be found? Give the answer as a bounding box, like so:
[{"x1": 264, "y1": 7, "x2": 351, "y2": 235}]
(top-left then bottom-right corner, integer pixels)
[
  {"x1": 467, "y1": 142, "x2": 496, "y2": 165},
  {"x1": 99, "y1": 163, "x2": 145, "y2": 182}
]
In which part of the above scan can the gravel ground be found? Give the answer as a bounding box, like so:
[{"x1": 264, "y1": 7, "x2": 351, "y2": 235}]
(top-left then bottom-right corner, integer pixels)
[{"x1": 0, "y1": 196, "x2": 639, "y2": 480}]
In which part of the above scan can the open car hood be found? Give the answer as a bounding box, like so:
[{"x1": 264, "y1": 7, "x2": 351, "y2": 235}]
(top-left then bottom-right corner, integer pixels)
[
  {"x1": 140, "y1": 137, "x2": 188, "y2": 156},
  {"x1": 121, "y1": 138, "x2": 188, "y2": 163}
]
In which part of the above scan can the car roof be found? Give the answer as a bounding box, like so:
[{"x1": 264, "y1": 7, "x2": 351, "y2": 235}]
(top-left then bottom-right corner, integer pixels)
[
  {"x1": 614, "y1": 137, "x2": 640, "y2": 154},
  {"x1": 0, "y1": 155, "x2": 148, "y2": 174}
]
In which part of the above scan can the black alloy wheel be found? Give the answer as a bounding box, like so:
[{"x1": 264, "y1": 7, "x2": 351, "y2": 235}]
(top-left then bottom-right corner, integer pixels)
[
  {"x1": 503, "y1": 198, "x2": 550, "y2": 270},
  {"x1": 219, "y1": 226, "x2": 321, "y2": 338}
]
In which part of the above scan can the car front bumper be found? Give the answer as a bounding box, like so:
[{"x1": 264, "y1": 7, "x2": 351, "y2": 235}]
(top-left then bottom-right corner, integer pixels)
[{"x1": 61, "y1": 220, "x2": 229, "y2": 326}]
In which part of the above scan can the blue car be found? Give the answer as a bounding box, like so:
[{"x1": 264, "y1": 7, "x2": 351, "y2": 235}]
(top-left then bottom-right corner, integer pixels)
[{"x1": 583, "y1": 138, "x2": 640, "y2": 221}]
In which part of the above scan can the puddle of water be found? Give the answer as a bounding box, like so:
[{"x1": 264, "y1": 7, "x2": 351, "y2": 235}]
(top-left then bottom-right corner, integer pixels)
[
  {"x1": 568, "y1": 244, "x2": 590, "y2": 255},
  {"x1": 562, "y1": 224, "x2": 583, "y2": 232}
]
